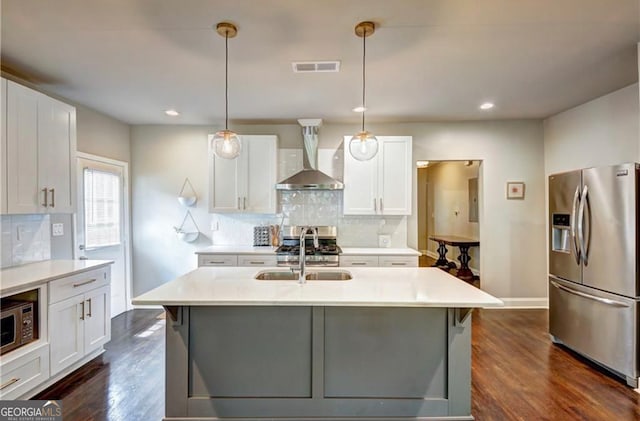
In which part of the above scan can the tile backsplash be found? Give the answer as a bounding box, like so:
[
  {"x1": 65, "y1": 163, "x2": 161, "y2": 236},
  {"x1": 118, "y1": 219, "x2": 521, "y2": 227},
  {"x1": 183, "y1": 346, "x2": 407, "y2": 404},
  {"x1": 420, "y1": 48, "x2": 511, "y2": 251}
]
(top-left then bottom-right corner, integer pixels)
[
  {"x1": 1, "y1": 214, "x2": 52, "y2": 268},
  {"x1": 211, "y1": 190, "x2": 407, "y2": 248}
]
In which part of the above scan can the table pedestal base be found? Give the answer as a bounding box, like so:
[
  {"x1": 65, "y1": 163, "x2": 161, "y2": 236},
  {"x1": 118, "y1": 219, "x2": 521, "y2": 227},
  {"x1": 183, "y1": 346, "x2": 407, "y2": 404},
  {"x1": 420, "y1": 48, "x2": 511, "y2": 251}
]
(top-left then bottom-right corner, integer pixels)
[{"x1": 456, "y1": 245, "x2": 474, "y2": 280}]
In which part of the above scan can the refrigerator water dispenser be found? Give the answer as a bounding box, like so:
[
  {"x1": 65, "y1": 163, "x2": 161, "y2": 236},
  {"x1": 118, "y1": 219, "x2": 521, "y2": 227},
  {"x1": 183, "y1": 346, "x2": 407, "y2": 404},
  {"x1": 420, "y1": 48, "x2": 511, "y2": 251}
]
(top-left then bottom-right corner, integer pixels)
[{"x1": 551, "y1": 213, "x2": 570, "y2": 253}]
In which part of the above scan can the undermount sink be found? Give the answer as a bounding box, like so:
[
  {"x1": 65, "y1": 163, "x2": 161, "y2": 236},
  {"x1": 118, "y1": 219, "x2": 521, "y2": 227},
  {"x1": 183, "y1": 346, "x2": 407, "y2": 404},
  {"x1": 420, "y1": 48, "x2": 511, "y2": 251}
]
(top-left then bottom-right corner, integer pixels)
[
  {"x1": 254, "y1": 270, "x2": 352, "y2": 281},
  {"x1": 304, "y1": 270, "x2": 352, "y2": 281},
  {"x1": 254, "y1": 270, "x2": 299, "y2": 281}
]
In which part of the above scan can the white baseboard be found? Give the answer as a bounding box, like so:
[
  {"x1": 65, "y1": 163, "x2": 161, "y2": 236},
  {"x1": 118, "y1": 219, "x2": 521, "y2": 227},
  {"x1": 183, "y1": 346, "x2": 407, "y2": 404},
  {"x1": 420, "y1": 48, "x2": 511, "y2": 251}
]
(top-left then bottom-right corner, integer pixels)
[
  {"x1": 491, "y1": 297, "x2": 549, "y2": 309},
  {"x1": 425, "y1": 250, "x2": 438, "y2": 259}
]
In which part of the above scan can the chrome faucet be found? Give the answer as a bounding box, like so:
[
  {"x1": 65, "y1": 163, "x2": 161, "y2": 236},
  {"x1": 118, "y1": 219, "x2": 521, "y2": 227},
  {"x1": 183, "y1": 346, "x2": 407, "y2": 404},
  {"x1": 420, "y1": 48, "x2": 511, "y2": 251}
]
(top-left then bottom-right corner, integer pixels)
[{"x1": 298, "y1": 226, "x2": 319, "y2": 283}]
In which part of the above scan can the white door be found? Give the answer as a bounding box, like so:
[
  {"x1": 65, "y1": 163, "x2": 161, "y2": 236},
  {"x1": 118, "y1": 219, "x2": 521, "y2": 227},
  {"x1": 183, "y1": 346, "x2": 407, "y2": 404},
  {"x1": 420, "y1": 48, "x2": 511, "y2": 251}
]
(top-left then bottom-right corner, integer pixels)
[
  {"x1": 378, "y1": 136, "x2": 412, "y2": 215},
  {"x1": 343, "y1": 136, "x2": 378, "y2": 215},
  {"x1": 76, "y1": 155, "x2": 129, "y2": 317},
  {"x1": 244, "y1": 135, "x2": 277, "y2": 214},
  {"x1": 49, "y1": 294, "x2": 85, "y2": 376},
  {"x1": 83, "y1": 285, "x2": 111, "y2": 354}
]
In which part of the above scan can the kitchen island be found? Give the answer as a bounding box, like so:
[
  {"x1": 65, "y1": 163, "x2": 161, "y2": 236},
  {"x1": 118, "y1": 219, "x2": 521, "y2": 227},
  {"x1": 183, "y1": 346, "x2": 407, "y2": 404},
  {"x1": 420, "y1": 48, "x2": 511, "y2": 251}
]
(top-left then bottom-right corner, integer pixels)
[{"x1": 133, "y1": 267, "x2": 502, "y2": 421}]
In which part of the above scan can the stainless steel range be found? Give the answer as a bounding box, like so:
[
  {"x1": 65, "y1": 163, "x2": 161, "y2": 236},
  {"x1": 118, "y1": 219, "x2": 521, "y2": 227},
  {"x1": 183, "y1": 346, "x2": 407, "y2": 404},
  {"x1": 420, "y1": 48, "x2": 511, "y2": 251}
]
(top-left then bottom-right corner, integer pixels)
[{"x1": 276, "y1": 226, "x2": 341, "y2": 267}]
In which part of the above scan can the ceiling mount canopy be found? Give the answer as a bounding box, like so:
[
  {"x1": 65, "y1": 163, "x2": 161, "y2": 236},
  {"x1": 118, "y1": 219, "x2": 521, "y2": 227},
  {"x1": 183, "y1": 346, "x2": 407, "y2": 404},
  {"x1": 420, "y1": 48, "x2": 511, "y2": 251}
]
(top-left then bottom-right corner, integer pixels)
[
  {"x1": 211, "y1": 21, "x2": 241, "y2": 160},
  {"x1": 349, "y1": 21, "x2": 378, "y2": 162}
]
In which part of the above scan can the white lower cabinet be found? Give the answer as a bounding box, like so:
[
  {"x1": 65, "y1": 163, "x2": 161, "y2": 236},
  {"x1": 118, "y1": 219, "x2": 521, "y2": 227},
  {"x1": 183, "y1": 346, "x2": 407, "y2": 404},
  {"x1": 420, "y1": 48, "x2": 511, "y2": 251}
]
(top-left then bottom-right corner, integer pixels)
[
  {"x1": 0, "y1": 343, "x2": 50, "y2": 400},
  {"x1": 237, "y1": 255, "x2": 277, "y2": 267},
  {"x1": 340, "y1": 255, "x2": 419, "y2": 268},
  {"x1": 198, "y1": 254, "x2": 277, "y2": 267},
  {"x1": 339, "y1": 255, "x2": 380, "y2": 267},
  {"x1": 49, "y1": 269, "x2": 110, "y2": 376},
  {"x1": 198, "y1": 254, "x2": 238, "y2": 267},
  {"x1": 378, "y1": 256, "x2": 418, "y2": 267}
]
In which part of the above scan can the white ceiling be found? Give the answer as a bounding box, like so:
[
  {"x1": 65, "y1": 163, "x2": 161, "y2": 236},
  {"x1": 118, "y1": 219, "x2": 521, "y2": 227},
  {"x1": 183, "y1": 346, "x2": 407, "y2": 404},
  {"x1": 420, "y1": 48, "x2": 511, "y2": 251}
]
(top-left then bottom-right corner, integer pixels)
[{"x1": 1, "y1": 0, "x2": 638, "y2": 125}]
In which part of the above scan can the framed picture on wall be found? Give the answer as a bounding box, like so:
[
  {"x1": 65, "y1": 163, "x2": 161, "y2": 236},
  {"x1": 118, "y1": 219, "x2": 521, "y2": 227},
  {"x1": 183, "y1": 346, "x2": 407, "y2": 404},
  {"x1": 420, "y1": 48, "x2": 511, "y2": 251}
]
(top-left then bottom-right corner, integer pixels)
[{"x1": 506, "y1": 182, "x2": 525, "y2": 200}]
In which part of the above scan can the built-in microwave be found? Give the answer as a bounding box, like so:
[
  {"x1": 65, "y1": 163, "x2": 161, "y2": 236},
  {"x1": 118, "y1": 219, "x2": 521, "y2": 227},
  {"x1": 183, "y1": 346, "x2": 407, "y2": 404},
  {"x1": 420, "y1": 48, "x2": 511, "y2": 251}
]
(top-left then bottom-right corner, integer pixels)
[{"x1": 1, "y1": 300, "x2": 36, "y2": 355}]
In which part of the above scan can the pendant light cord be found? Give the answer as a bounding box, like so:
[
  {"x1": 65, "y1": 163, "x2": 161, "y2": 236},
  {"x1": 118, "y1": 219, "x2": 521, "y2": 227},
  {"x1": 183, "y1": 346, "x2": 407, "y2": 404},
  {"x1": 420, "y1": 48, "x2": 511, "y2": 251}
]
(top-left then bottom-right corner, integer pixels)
[
  {"x1": 361, "y1": 32, "x2": 366, "y2": 133},
  {"x1": 225, "y1": 31, "x2": 229, "y2": 131}
]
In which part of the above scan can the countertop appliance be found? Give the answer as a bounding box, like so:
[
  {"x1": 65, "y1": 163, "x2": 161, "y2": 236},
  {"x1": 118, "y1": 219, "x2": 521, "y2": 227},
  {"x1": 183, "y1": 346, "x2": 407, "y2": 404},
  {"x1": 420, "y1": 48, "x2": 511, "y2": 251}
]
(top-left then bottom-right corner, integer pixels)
[
  {"x1": 276, "y1": 225, "x2": 341, "y2": 267},
  {"x1": 1, "y1": 300, "x2": 35, "y2": 355},
  {"x1": 548, "y1": 163, "x2": 639, "y2": 387}
]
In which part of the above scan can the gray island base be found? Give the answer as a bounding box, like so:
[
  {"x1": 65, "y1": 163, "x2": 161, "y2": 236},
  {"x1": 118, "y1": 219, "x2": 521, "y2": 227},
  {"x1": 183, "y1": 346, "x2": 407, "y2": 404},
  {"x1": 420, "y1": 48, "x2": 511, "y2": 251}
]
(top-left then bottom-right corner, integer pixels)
[
  {"x1": 164, "y1": 305, "x2": 474, "y2": 420},
  {"x1": 132, "y1": 267, "x2": 502, "y2": 420}
]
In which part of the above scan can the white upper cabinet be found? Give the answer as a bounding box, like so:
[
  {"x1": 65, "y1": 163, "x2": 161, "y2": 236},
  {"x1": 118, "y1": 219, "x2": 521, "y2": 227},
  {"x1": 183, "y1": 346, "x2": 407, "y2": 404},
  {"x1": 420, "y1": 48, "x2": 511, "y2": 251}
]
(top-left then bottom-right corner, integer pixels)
[
  {"x1": 343, "y1": 136, "x2": 412, "y2": 216},
  {"x1": 209, "y1": 135, "x2": 278, "y2": 214},
  {"x1": 5, "y1": 80, "x2": 76, "y2": 214},
  {"x1": 1, "y1": 78, "x2": 7, "y2": 214}
]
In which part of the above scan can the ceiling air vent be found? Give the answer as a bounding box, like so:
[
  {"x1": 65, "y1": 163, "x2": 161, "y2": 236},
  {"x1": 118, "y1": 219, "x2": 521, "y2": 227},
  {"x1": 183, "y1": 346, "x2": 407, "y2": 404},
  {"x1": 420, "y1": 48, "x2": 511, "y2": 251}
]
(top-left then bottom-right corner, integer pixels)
[{"x1": 292, "y1": 61, "x2": 341, "y2": 73}]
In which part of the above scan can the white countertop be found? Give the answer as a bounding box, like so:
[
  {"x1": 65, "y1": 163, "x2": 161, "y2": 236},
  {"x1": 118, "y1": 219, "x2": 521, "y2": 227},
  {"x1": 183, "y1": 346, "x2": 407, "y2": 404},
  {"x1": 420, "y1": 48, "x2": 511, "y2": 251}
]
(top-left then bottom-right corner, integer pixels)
[
  {"x1": 196, "y1": 246, "x2": 420, "y2": 256},
  {"x1": 1, "y1": 260, "x2": 114, "y2": 295},
  {"x1": 132, "y1": 267, "x2": 502, "y2": 308},
  {"x1": 340, "y1": 247, "x2": 421, "y2": 256},
  {"x1": 196, "y1": 246, "x2": 278, "y2": 255}
]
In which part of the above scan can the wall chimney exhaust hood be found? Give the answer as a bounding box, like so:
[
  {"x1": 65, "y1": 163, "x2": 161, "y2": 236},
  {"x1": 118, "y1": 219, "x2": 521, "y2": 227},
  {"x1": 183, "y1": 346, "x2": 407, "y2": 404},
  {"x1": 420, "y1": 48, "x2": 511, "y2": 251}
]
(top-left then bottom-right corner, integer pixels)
[{"x1": 276, "y1": 119, "x2": 344, "y2": 190}]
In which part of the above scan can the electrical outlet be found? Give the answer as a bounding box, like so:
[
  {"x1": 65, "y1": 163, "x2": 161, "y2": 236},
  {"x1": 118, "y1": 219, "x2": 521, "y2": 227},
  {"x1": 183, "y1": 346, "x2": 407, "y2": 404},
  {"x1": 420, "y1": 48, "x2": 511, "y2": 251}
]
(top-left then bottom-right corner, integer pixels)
[
  {"x1": 378, "y1": 234, "x2": 391, "y2": 248},
  {"x1": 52, "y1": 223, "x2": 64, "y2": 237}
]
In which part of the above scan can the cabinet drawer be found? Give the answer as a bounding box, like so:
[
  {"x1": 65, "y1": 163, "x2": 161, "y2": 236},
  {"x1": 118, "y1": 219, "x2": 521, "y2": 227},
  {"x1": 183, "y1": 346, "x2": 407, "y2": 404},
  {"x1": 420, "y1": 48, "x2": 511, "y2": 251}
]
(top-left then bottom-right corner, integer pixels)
[
  {"x1": 378, "y1": 256, "x2": 418, "y2": 267},
  {"x1": 339, "y1": 255, "x2": 379, "y2": 267},
  {"x1": 49, "y1": 266, "x2": 110, "y2": 304},
  {"x1": 238, "y1": 255, "x2": 277, "y2": 267},
  {"x1": 0, "y1": 343, "x2": 49, "y2": 399},
  {"x1": 198, "y1": 255, "x2": 238, "y2": 267}
]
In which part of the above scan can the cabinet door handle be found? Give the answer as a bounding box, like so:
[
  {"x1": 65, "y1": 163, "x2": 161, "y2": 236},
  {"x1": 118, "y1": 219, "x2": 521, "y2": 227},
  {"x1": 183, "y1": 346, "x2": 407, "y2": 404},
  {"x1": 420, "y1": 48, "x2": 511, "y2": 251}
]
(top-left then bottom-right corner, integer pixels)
[
  {"x1": 80, "y1": 301, "x2": 85, "y2": 320},
  {"x1": 42, "y1": 188, "x2": 48, "y2": 207},
  {"x1": 0, "y1": 377, "x2": 20, "y2": 390},
  {"x1": 243, "y1": 197, "x2": 247, "y2": 210},
  {"x1": 351, "y1": 262, "x2": 367, "y2": 266},
  {"x1": 73, "y1": 278, "x2": 97, "y2": 288},
  {"x1": 379, "y1": 198, "x2": 383, "y2": 213},
  {"x1": 86, "y1": 298, "x2": 92, "y2": 317},
  {"x1": 250, "y1": 261, "x2": 265, "y2": 265},
  {"x1": 373, "y1": 199, "x2": 377, "y2": 212},
  {"x1": 50, "y1": 188, "x2": 55, "y2": 208},
  {"x1": 237, "y1": 197, "x2": 241, "y2": 209},
  {"x1": 391, "y1": 262, "x2": 406, "y2": 266},
  {"x1": 208, "y1": 261, "x2": 226, "y2": 265}
]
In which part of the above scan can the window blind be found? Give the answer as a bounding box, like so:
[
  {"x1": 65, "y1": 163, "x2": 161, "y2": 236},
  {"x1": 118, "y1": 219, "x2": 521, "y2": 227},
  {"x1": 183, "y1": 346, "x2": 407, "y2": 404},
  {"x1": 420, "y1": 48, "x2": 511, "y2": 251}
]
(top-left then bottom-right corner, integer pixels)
[{"x1": 84, "y1": 168, "x2": 121, "y2": 248}]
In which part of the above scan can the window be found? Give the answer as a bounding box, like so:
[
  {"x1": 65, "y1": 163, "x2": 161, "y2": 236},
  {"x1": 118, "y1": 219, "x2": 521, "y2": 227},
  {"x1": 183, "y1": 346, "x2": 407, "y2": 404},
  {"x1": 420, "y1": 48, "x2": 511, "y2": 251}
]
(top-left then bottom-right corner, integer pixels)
[{"x1": 84, "y1": 168, "x2": 121, "y2": 248}]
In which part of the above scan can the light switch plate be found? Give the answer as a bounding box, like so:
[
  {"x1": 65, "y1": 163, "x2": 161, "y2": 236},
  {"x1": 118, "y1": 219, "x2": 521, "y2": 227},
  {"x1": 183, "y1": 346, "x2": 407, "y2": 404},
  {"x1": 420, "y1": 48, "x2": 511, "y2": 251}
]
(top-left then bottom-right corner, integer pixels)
[
  {"x1": 52, "y1": 223, "x2": 64, "y2": 237},
  {"x1": 378, "y1": 234, "x2": 391, "y2": 248}
]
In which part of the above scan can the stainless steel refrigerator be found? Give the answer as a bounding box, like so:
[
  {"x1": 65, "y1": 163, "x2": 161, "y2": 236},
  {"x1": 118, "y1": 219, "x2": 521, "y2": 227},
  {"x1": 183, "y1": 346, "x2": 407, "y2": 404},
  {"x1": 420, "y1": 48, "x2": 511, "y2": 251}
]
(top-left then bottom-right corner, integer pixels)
[{"x1": 548, "y1": 163, "x2": 639, "y2": 387}]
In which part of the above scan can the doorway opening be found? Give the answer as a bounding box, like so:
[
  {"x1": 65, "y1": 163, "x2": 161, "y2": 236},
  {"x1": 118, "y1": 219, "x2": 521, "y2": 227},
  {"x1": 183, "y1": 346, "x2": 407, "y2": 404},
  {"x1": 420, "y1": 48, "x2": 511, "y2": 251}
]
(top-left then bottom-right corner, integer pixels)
[{"x1": 417, "y1": 160, "x2": 481, "y2": 287}]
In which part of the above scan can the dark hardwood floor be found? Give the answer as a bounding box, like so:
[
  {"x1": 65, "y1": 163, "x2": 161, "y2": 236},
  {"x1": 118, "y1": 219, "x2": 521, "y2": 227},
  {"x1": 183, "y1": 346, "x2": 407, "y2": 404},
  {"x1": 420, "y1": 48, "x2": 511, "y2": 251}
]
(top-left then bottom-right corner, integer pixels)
[
  {"x1": 35, "y1": 309, "x2": 166, "y2": 421},
  {"x1": 35, "y1": 308, "x2": 640, "y2": 420}
]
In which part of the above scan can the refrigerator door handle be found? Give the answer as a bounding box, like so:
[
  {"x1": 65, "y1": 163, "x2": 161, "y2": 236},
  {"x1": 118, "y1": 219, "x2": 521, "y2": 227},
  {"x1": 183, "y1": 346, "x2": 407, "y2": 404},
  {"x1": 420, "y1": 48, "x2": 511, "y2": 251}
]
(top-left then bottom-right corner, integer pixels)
[
  {"x1": 570, "y1": 185, "x2": 581, "y2": 264},
  {"x1": 550, "y1": 280, "x2": 629, "y2": 308},
  {"x1": 577, "y1": 185, "x2": 589, "y2": 265}
]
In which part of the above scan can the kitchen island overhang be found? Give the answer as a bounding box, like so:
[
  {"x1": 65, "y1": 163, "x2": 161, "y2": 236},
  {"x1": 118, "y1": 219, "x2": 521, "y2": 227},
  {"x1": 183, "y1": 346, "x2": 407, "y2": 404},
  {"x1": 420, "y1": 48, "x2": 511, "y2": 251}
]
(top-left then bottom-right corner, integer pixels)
[{"x1": 133, "y1": 267, "x2": 502, "y2": 421}]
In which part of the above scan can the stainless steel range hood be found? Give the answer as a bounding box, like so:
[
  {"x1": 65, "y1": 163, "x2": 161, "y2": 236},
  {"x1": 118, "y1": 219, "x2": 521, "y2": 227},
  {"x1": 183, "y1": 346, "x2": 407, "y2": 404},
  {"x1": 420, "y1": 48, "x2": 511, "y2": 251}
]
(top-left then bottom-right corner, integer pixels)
[{"x1": 276, "y1": 119, "x2": 344, "y2": 190}]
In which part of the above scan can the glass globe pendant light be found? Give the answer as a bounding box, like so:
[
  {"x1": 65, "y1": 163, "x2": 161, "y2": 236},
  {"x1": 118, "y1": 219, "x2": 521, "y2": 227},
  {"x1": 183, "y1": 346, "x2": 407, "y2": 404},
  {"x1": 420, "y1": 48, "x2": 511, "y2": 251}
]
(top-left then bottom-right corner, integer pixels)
[
  {"x1": 211, "y1": 22, "x2": 241, "y2": 159},
  {"x1": 349, "y1": 21, "x2": 378, "y2": 161}
]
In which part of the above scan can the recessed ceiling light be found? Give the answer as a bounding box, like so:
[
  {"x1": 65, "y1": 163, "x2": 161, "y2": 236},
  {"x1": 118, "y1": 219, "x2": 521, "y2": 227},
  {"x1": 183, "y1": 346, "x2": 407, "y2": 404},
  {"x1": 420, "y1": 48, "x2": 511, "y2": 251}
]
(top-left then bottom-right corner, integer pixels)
[
  {"x1": 165, "y1": 109, "x2": 180, "y2": 116},
  {"x1": 352, "y1": 106, "x2": 367, "y2": 112},
  {"x1": 479, "y1": 102, "x2": 494, "y2": 110}
]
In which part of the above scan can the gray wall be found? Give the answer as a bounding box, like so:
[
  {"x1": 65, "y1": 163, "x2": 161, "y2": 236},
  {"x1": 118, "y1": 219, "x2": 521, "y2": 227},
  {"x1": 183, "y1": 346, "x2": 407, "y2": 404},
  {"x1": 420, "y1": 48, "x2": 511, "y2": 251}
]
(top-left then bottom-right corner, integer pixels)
[
  {"x1": 75, "y1": 103, "x2": 131, "y2": 163},
  {"x1": 543, "y1": 83, "x2": 639, "y2": 174},
  {"x1": 131, "y1": 120, "x2": 547, "y2": 305}
]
